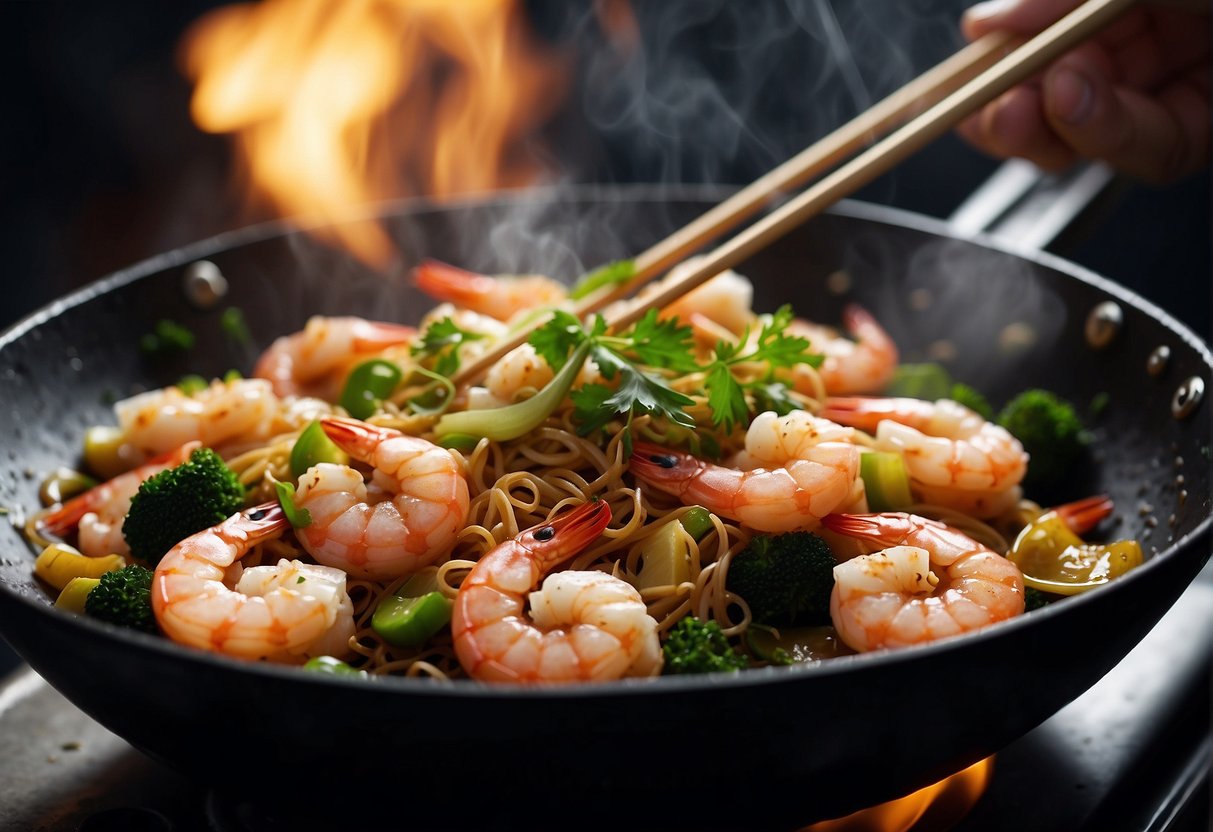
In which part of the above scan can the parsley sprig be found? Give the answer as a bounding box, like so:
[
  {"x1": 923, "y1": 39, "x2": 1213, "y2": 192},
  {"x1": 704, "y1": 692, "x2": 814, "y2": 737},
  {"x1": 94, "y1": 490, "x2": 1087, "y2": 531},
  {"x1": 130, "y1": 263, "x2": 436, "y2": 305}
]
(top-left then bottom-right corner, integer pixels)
[
  {"x1": 410, "y1": 317, "x2": 486, "y2": 377},
  {"x1": 701, "y1": 305, "x2": 820, "y2": 432}
]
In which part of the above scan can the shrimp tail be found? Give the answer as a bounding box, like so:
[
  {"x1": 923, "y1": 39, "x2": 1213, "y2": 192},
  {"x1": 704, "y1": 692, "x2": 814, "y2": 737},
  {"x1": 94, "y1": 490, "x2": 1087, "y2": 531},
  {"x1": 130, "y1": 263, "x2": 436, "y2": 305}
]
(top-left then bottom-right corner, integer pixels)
[
  {"x1": 412, "y1": 259, "x2": 494, "y2": 307},
  {"x1": 38, "y1": 440, "x2": 201, "y2": 535},
  {"x1": 1052, "y1": 495, "x2": 1114, "y2": 535},
  {"x1": 818, "y1": 396, "x2": 900, "y2": 432},
  {"x1": 318, "y1": 415, "x2": 394, "y2": 457}
]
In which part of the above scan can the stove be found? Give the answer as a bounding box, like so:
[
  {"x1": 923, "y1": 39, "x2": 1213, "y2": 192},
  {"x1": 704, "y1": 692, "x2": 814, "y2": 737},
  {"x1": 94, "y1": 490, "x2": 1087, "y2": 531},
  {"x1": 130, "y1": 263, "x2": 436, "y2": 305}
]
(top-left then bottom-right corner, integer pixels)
[{"x1": 3, "y1": 561, "x2": 1210, "y2": 832}]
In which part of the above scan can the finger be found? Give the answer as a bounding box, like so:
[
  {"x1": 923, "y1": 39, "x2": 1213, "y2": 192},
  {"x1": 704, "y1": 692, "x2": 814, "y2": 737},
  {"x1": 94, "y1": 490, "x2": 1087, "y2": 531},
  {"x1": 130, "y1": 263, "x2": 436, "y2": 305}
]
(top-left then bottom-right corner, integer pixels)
[
  {"x1": 962, "y1": 0, "x2": 1083, "y2": 41},
  {"x1": 958, "y1": 85, "x2": 1078, "y2": 170},
  {"x1": 1043, "y1": 63, "x2": 1212, "y2": 181}
]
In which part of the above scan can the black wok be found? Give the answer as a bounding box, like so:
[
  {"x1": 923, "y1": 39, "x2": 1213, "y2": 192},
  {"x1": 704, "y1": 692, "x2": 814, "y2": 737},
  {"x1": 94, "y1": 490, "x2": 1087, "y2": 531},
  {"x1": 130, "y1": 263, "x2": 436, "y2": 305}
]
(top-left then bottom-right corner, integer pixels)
[{"x1": 0, "y1": 186, "x2": 1209, "y2": 830}]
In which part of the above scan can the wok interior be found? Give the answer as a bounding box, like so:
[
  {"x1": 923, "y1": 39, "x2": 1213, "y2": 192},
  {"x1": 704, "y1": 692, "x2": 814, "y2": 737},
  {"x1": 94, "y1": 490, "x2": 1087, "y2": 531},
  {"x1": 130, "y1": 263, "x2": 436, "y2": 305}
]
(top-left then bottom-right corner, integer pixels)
[{"x1": 0, "y1": 189, "x2": 1209, "y2": 825}]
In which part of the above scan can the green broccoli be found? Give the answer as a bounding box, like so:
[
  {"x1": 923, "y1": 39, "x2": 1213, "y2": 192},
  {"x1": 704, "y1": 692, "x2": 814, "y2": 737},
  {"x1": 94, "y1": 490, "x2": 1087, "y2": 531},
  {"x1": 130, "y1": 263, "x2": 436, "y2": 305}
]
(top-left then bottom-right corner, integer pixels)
[
  {"x1": 949, "y1": 382, "x2": 994, "y2": 421},
  {"x1": 998, "y1": 389, "x2": 1088, "y2": 497},
  {"x1": 663, "y1": 616, "x2": 748, "y2": 675},
  {"x1": 726, "y1": 532, "x2": 836, "y2": 626},
  {"x1": 122, "y1": 447, "x2": 246, "y2": 565},
  {"x1": 85, "y1": 564, "x2": 156, "y2": 633},
  {"x1": 1023, "y1": 586, "x2": 1052, "y2": 612}
]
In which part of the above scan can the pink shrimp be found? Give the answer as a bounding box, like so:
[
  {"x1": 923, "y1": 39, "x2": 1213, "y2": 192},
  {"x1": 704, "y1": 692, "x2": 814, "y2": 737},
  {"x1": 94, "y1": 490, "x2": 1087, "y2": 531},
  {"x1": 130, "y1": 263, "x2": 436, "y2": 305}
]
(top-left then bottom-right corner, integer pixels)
[
  {"x1": 452, "y1": 501, "x2": 662, "y2": 684},
  {"x1": 787, "y1": 305, "x2": 898, "y2": 396},
  {"x1": 412, "y1": 259, "x2": 567, "y2": 322},
  {"x1": 822, "y1": 511, "x2": 1025, "y2": 653},
  {"x1": 38, "y1": 441, "x2": 201, "y2": 557},
  {"x1": 152, "y1": 502, "x2": 355, "y2": 662},
  {"x1": 291, "y1": 417, "x2": 470, "y2": 580},
  {"x1": 253, "y1": 316, "x2": 416, "y2": 399},
  {"x1": 628, "y1": 411, "x2": 861, "y2": 533},
  {"x1": 821, "y1": 396, "x2": 1028, "y2": 518}
]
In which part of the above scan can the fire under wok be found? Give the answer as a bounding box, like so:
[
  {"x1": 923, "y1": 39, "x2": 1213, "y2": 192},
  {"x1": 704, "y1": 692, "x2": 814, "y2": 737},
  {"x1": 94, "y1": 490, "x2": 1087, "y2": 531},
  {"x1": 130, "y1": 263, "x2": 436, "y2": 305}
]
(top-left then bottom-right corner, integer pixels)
[{"x1": 0, "y1": 186, "x2": 1209, "y2": 830}]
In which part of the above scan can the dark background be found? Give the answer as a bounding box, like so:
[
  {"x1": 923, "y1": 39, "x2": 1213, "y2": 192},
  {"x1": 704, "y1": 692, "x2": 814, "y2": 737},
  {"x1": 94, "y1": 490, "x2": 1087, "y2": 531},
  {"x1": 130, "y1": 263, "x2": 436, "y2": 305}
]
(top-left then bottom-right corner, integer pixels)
[{"x1": 0, "y1": 1, "x2": 1209, "y2": 678}]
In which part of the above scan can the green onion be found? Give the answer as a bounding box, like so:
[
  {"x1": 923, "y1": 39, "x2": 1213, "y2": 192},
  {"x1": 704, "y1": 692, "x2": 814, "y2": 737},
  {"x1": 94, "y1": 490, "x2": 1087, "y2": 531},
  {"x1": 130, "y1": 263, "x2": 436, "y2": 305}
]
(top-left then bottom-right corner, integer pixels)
[
  {"x1": 434, "y1": 339, "x2": 592, "y2": 441},
  {"x1": 274, "y1": 481, "x2": 313, "y2": 528},
  {"x1": 568, "y1": 259, "x2": 635, "y2": 300},
  {"x1": 404, "y1": 367, "x2": 457, "y2": 417},
  {"x1": 339, "y1": 359, "x2": 403, "y2": 419},
  {"x1": 289, "y1": 420, "x2": 349, "y2": 478},
  {"x1": 303, "y1": 656, "x2": 367, "y2": 677},
  {"x1": 175, "y1": 374, "x2": 209, "y2": 396},
  {"x1": 860, "y1": 452, "x2": 914, "y2": 512},
  {"x1": 679, "y1": 506, "x2": 714, "y2": 541},
  {"x1": 371, "y1": 591, "x2": 452, "y2": 648},
  {"x1": 437, "y1": 433, "x2": 481, "y2": 452}
]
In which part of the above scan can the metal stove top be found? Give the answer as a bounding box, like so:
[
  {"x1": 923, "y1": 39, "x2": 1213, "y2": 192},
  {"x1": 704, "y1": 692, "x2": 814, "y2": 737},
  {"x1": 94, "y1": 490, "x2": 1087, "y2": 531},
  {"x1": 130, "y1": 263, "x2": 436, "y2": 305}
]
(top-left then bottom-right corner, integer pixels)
[{"x1": 3, "y1": 566, "x2": 1211, "y2": 832}]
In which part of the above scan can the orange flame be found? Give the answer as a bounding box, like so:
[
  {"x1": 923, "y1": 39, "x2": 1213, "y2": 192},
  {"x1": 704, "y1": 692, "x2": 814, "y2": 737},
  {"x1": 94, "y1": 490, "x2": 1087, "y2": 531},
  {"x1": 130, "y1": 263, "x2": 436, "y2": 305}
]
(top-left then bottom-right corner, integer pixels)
[
  {"x1": 803, "y1": 757, "x2": 993, "y2": 832},
  {"x1": 181, "y1": 0, "x2": 567, "y2": 268}
]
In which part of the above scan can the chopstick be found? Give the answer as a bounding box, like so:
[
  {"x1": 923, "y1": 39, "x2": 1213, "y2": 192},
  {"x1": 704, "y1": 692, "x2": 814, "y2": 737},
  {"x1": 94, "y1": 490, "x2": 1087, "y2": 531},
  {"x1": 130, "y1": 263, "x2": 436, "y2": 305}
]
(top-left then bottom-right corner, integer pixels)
[
  {"x1": 451, "y1": 0, "x2": 1135, "y2": 384},
  {"x1": 601, "y1": 0, "x2": 1136, "y2": 333}
]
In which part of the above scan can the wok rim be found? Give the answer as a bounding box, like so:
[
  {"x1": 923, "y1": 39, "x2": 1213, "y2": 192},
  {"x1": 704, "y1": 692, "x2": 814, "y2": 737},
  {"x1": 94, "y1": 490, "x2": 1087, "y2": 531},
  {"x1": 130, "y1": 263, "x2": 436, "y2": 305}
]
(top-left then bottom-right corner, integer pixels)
[{"x1": 2, "y1": 182, "x2": 1210, "y2": 700}]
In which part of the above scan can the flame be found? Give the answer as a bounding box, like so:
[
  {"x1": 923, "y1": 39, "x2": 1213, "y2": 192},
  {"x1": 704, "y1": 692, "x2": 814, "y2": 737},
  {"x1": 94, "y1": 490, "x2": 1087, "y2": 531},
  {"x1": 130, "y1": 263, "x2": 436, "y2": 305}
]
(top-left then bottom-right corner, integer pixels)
[
  {"x1": 181, "y1": 0, "x2": 567, "y2": 268},
  {"x1": 803, "y1": 757, "x2": 994, "y2": 832}
]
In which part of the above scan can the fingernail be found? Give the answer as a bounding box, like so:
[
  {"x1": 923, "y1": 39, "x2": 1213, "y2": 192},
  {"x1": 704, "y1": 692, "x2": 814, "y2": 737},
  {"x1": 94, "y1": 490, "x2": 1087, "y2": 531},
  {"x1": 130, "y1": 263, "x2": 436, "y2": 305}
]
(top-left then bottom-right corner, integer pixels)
[
  {"x1": 964, "y1": 0, "x2": 1016, "y2": 24},
  {"x1": 1047, "y1": 67, "x2": 1094, "y2": 125}
]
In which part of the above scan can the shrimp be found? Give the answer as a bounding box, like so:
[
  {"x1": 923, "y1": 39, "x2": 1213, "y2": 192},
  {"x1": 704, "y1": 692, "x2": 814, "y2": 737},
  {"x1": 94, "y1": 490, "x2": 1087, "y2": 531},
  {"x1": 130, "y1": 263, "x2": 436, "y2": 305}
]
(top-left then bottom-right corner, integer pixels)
[
  {"x1": 39, "y1": 442, "x2": 201, "y2": 557},
  {"x1": 659, "y1": 263, "x2": 755, "y2": 336},
  {"x1": 629, "y1": 411, "x2": 861, "y2": 533},
  {"x1": 822, "y1": 510, "x2": 1025, "y2": 652},
  {"x1": 471, "y1": 341, "x2": 604, "y2": 409},
  {"x1": 291, "y1": 416, "x2": 470, "y2": 580},
  {"x1": 253, "y1": 315, "x2": 417, "y2": 399},
  {"x1": 115, "y1": 377, "x2": 278, "y2": 457},
  {"x1": 821, "y1": 397, "x2": 1028, "y2": 518},
  {"x1": 152, "y1": 502, "x2": 355, "y2": 662},
  {"x1": 452, "y1": 500, "x2": 662, "y2": 684},
  {"x1": 413, "y1": 259, "x2": 567, "y2": 322},
  {"x1": 787, "y1": 305, "x2": 898, "y2": 395}
]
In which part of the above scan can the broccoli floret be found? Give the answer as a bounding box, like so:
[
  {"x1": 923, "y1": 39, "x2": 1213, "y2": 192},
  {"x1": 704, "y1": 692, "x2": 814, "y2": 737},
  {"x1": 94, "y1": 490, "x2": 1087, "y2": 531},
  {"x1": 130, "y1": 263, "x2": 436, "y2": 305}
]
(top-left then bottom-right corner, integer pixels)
[
  {"x1": 122, "y1": 447, "x2": 245, "y2": 565},
  {"x1": 998, "y1": 389, "x2": 1088, "y2": 496},
  {"x1": 1023, "y1": 586, "x2": 1052, "y2": 612},
  {"x1": 85, "y1": 564, "x2": 156, "y2": 632},
  {"x1": 663, "y1": 616, "x2": 748, "y2": 675},
  {"x1": 727, "y1": 532, "x2": 836, "y2": 626}
]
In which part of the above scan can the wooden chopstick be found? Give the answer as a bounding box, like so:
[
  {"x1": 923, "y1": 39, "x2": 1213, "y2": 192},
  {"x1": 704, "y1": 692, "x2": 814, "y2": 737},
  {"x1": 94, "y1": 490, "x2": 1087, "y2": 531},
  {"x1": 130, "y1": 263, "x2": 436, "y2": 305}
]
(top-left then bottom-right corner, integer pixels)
[
  {"x1": 451, "y1": 0, "x2": 1133, "y2": 384},
  {"x1": 602, "y1": 0, "x2": 1137, "y2": 333}
]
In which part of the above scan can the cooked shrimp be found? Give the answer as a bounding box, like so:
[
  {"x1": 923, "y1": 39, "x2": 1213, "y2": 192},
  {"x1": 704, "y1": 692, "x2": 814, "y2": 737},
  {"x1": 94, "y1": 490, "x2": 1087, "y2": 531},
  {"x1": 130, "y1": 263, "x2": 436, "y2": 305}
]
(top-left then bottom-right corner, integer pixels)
[
  {"x1": 291, "y1": 416, "x2": 470, "y2": 580},
  {"x1": 452, "y1": 501, "x2": 662, "y2": 684},
  {"x1": 822, "y1": 510, "x2": 1025, "y2": 652},
  {"x1": 659, "y1": 263, "x2": 755, "y2": 336},
  {"x1": 470, "y1": 341, "x2": 604, "y2": 409},
  {"x1": 39, "y1": 442, "x2": 201, "y2": 557},
  {"x1": 115, "y1": 377, "x2": 277, "y2": 457},
  {"x1": 787, "y1": 305, "x2": 898, "y2": 395},
  {"x1": 413, "y1": 259, "x2": 567, "y2": 322},
  {"x1": 152, "y1": 502, "x2": 355, "y2": 662},
  {"x1": 821, "y1": 397, "x2": 1028, "y2": 518},
  {"x1": 629, "y1": 411, "x2": 861, "y2": 533},
  {"x1": 253, "y1": 316, "x2": 416, "y2": 399}
]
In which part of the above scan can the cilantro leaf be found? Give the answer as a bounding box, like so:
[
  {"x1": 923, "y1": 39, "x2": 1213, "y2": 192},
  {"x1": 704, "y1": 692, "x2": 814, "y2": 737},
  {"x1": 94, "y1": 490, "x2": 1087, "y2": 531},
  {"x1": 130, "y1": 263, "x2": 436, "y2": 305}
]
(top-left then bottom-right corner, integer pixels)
[
  {"x1": 410, "y1": 317, "x2": 486, "y2": 376},
  {"x1": 618, "y1": 309, "x2": 699, "y2": 372},
  {"x1": 528, "y1": 310, "x2": 587, "y2": 371},
  {"x1": 750, "y1": 382, "x2": 802, "y2": 417},
  {"x1": 705, "y1": 362, "x2": 748, "y2": 432}
]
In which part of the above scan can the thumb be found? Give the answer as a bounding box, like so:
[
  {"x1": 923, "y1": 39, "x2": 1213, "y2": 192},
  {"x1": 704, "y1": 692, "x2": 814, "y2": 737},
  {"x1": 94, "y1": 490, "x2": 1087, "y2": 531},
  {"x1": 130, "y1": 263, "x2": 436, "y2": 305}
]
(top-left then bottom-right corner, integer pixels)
[{"x1": 1043, "y1": 63, "x2": 1211, "y2": 182}]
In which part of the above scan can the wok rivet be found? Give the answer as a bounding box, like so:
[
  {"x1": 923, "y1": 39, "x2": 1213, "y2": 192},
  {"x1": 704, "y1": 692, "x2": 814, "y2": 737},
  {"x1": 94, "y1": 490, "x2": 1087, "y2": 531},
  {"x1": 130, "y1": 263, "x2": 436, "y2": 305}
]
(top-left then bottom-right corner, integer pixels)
[
  {"x1": 1172, "y1": 376, "x2": 1204, "y2": 420},
  {"x1": 1146, "y1": 346, "x2": 1170, "y2": 376},
  {"x1": 1085, "y1": 301, "x2": 1122, "y2": 349},
  {"x1": 183, "y1": 260, "x2": 228, "y2": 309}
]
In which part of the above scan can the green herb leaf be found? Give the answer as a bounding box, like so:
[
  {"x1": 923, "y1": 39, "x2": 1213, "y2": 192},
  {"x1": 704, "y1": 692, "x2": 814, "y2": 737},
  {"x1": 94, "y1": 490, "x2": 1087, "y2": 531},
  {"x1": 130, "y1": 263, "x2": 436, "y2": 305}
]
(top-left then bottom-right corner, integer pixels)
[
  {"x1": 175, "y1": 374, "x2": 208, "y2": 396},
  {"x1": 410, "y1": 317, "x2": 486, "y2": 377},
  {"x1": 140, "y1": 319, "x2": 195, "y2": 357},
  {"x1": 220, "y1": 307, "x2": 252, "y2": 348},
  {"x1": 568, "y1": 259, "x2": 635, "y2": 300},
  {"x1": 619, "y1": 309, "x2": 699, "y2": 371},
  {"x1": 705, "y1": 362, "x2": 748, "y2": 432},
  {"x1": 528, "y1": 310, "x2": 587, "y2": 372}
]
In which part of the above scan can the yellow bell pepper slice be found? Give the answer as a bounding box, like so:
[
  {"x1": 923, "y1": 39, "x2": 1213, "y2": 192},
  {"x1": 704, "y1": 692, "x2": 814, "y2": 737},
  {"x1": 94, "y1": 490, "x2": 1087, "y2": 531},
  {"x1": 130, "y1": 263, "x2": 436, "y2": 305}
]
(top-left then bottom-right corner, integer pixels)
[{"x1": 34, "y1": 544, "x2": 126, "y2": 591}]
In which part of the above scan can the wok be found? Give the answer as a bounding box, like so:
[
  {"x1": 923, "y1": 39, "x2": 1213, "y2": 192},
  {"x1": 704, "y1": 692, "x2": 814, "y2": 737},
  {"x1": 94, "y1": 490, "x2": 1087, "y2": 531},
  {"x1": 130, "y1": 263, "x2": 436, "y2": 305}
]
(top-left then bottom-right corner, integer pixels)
[{"x1": 0, "y1": 185, "x2": 1209, "y2": 830}]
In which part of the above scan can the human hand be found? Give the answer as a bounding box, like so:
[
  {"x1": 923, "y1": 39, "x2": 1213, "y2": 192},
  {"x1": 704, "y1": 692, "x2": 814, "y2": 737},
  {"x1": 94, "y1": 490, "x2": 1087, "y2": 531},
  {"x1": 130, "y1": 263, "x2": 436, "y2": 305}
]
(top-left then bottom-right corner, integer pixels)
[{"x1": 957, "y1": 0, "x2": 1210, "y2": 182}]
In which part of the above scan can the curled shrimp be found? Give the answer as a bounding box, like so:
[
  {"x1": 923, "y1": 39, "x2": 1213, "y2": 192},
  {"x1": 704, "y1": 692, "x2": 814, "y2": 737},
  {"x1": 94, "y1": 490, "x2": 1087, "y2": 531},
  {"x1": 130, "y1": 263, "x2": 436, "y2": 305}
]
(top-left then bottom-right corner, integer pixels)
[
  {"x1": 152, "y1": 502, "x2": 355, "y2": 662},
  {"x1": 822, "y1": 510, "x2": 1025, "y2": 652},
  {"x1": 39, "y1": 442, "x2": 201, "y2": 557},
  {"x1": 452, "y1": 501, "x2": 662, "y2": 684},
  {"x1": 115, "y1": 377, "x2": 278, "y2": 457},
  {"x1": 468, "y1": 341, "x2": 604, "y2": 409},
  {"x1": 822, "y1": 397, "x2": 1028, "y2": 518},
  {"x1": 413, "y1": 259, "x2": 567, "y2": 322},
  {"x1": 292, "y1": 416, "x2": 470, "y2": 580},
  {"x1": 253, "y1": 316, "x2": 416, "y2": 399},
  {"x1": 629, "y1": 411, "x2": 861, "y2": 533},
  {"x1": 658, "y1": 262, "x2": 755, "y2": 336},
  {"x1": 787, "y1": 305, "x2": 898, "y2": 395}
]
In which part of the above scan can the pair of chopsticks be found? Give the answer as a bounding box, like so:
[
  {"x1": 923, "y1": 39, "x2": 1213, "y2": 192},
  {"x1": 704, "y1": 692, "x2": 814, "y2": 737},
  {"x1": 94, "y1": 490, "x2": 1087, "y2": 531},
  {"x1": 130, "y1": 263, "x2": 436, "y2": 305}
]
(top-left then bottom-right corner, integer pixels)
[{"x1": 451, "y1": 0, "x2": 1137, "y2": 388}]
